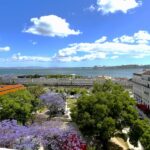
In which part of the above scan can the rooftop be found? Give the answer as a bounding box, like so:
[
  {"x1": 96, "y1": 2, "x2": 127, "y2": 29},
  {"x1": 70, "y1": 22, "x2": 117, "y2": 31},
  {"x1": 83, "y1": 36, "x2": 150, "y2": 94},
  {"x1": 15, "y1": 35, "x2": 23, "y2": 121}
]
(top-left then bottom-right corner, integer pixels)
[
  {"x1": 0, "y1": 84, "x2": 25, "y2": 96},
  {"x1": 133, "y1": 70, "x2": 150, "y2": 76},
  {"x1": 142, "y1": 70, "x2": 150, "y2": 75}
]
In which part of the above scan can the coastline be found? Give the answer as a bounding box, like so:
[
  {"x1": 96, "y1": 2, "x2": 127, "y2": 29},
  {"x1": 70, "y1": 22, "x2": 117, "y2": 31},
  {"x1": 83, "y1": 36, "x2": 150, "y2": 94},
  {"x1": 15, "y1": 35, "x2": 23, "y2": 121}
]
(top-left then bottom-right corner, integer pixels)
[{"x1": 0, "y1": 67, "x2": 145, "y2": 78}]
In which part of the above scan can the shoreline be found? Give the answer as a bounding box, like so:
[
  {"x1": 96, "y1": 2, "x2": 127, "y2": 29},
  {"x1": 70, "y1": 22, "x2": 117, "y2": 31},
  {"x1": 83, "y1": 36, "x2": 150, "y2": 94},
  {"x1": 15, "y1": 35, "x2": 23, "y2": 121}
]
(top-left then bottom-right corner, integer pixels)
[{"x1": 0, "y1": 67, "x2": 144, "y2": 78}]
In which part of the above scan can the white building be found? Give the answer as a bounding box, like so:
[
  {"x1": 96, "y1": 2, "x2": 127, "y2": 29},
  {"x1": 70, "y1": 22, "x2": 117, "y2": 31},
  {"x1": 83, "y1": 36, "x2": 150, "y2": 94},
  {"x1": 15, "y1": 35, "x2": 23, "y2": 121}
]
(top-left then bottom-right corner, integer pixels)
[{"x1": 132, "y1": 70, "x2": 150, "y2": 109}]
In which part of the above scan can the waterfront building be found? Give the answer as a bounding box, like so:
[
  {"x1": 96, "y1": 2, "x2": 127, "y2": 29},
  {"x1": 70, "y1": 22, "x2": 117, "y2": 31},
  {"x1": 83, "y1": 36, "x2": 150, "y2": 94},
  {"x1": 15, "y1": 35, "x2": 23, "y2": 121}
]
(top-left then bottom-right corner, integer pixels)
[
  {"x1": 97, "y1": 75, "x2": 112, "y2": 80},
  {"x1": 132, "y1": 70, "x2": 150, "y2": 110}
]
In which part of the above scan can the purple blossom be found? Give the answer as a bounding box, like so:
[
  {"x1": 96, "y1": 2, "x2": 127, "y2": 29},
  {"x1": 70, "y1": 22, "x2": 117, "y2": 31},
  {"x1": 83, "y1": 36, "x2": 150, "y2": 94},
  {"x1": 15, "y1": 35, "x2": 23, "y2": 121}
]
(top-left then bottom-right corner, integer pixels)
[
  {"x1": 40, "y1": 92, "x2": 65, "y2": 116},
  {"x1": 0, "y1": 120, "x2": 86, "y2": 150},
  {"x1": 40, "y1": 92, "x2": 65, "y2": 108}
]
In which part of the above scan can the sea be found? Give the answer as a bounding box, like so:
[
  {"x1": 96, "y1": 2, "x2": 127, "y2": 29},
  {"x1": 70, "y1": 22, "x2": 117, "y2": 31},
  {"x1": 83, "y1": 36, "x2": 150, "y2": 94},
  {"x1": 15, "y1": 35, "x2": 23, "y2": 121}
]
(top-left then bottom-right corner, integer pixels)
[{"x1": 0, "y1": 67, "x2": 145, "y2": 78}]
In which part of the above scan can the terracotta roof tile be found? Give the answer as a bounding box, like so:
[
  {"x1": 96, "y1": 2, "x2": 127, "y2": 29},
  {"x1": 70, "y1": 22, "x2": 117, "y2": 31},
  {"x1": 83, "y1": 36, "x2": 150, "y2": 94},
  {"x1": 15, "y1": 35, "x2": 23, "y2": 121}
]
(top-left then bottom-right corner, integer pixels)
[{"x1": 0, "y1": 84, "x2": 25, "y2": 96}]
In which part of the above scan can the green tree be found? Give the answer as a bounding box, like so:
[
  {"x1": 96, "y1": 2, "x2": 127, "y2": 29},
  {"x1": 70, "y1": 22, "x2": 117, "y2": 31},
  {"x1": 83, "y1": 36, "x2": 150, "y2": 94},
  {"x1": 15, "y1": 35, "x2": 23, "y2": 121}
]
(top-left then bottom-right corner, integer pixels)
[
  {"x1": 140, "y1": 127, "x2": 150, "y2": 150},
  {"x1": 71, "y1": 80, "x2": 138, "y2": 149},
  {"x1": 27, "y1": 85, "x2": 45, "y2": 98},
  {"x1": 0, "y1": 90, "x2": 39, "y2": 125},
  {"x1": 129, "y1": 119, "x2": 150, "y2": 149},
  {"x1": 27, "y1": 85, "x2": 45, "y2": 110}
]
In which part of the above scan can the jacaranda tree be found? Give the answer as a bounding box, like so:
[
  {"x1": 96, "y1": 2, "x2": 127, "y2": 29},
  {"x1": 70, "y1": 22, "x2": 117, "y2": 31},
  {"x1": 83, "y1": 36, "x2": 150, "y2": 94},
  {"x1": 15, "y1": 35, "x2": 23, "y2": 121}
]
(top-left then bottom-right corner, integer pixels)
[
  {"x1": 40, "y1": 92, "x2": 65, "y2": 117},
  {"x1": 0, "y1": 120, "x2": 86, "y2": 150}
]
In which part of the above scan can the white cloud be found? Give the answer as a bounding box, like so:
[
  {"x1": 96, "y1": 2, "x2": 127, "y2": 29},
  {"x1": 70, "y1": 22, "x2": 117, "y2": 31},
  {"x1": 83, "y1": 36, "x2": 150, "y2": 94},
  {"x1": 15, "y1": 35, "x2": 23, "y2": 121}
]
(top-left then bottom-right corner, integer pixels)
[
  {"x1": 88, "y1": 5, "x2": 96, "y2": 12},
  {"x1": 120, "y1": 35, "x2": 135, "y2": 43},
  {"x1": 134, "y1": 30, "x2": 150, "y2": 44},
  {"x1": 0, "y1": 46, "x2": 10, "y2": 52},
  {"x1": 56, "y1": 52, "x2": 107, "y2": 62},
  {"x1": 96, "y1": 0, "x2": 142, "y2": 14},
  {"x1": 95, "y1": 36, "x2": 107, "y2": 43},
  {"x1": 53, "y1": 30, "x2": 150, "y2": 62},
  {"x1": 113, "y1": 30, "x2": 150, "y2": 44},
  {"x1": 12, "y1": 53, "x2": 52, "y2": 62},
  {"x1": 111, "y1": 55, "x2": 119, "y2": 59},
  {"x1": 113, "y1": 36, "x2": 135, "y2": 43},
  {"x1": 112, "y1": 38, "x2": 120, "y2": 43},
  {"x1": 24, "y1": 15, "x2": 81, "y2": 37},
  {"x1": 133, "y1": 54, "x2": 147, "y2": 58},
  {"x1": 11, "y1": 30, "x2": 150, "y2": 63}
]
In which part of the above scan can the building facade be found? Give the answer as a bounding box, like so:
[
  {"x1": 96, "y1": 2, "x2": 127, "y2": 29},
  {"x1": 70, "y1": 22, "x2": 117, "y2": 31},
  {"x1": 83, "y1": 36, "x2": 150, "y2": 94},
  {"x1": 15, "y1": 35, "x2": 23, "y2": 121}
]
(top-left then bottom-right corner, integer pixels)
[{"x1": 132, "y1": 70, "x2": 150, "y2": 110}]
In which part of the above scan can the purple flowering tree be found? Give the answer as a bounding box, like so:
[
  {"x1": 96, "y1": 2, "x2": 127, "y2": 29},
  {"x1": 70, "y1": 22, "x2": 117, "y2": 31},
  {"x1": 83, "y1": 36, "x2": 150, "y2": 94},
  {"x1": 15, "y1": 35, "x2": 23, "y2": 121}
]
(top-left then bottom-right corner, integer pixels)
[
  {"x1": 0, "y1": 120, "x2": 86, "y2": 150},
  {"x1": 40, "y1": 92, "x2": 65, "y2": 117}
]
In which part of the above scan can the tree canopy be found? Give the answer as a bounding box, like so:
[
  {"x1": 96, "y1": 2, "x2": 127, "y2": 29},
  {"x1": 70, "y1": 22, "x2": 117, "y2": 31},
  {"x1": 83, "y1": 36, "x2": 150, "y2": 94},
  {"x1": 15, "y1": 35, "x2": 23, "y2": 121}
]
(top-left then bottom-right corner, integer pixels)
[
  {"x1": 0, "y1": 119, "x2": 86, "y2": 150},
  {"x1": 40, "y1": 92, "x2": 65, "y2": 117},
  {"x1": 71, "y1": 80, "x2": 139, "y2": 149},
  {"x1": 27, "y1": 85, "x2": 45, "y2": 98},
  {"x1": 0, "y1": 90, "x2": 40, "y2": 124},
  {"x1": 129, "y1": 119, "x2": 150, "y2": 150}
]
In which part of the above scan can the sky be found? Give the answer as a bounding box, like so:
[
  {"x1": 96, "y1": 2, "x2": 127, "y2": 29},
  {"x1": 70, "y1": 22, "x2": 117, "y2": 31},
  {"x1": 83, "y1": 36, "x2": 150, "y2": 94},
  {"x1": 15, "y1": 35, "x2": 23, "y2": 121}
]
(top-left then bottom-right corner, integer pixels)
[{"x1": 0, "y1": 0, "x2": 150, "y2": 67}]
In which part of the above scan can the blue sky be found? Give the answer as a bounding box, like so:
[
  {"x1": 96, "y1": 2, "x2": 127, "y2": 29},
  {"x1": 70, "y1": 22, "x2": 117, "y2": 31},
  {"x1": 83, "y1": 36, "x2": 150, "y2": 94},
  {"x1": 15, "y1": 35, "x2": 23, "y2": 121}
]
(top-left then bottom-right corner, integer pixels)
[{"x1": 0, "y1": 0, "x2": 150, "y2": 67}]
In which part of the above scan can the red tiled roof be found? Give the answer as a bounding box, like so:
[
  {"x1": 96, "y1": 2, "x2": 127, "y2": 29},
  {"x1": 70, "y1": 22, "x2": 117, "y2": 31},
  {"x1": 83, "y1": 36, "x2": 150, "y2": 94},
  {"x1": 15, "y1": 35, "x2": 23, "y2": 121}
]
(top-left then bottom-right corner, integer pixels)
[
  {"x1": 0, "y1": 84, "x2": 25, "y2": 96},
  {"x1": 143, "y1": 70, "x2": 150, "y2": 75}
]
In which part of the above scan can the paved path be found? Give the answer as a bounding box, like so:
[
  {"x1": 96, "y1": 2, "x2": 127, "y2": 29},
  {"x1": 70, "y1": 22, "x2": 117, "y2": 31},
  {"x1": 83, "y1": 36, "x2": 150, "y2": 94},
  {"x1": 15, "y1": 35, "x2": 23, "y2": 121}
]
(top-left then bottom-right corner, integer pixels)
[
  {"x1": 64, "y1": 101, "x2": 71, "y2": 120},
  {"x1": 111, "y1": 137, "x2": 129, "y2": 150}
]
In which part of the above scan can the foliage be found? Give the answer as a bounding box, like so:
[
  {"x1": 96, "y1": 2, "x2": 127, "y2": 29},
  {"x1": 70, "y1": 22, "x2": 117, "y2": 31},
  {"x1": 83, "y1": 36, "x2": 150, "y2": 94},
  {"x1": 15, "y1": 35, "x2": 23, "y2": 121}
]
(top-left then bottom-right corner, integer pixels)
[
  {"x1": 129, "y1": 119, "x2": 150, "y2": 149},
  {"x1": 40, "y1": 92, "x2": 65, "y2": 117},
  {"x1": 27, "y1": 85, "x2": 45, "y2": 98},
  {"x1": 140, "y1": 127, "x2": 150, "y2": 150},
  {"x1": 0, "y1": 120, "x2": 86, "y2": 150},
  {"x1": 67, "y1": 87, "x2": 87, "y2": 95},
  {"x1": 47, "y1": 132, "x2": 86, "y2": 150},
  {"x1": 54, "y1": 87, "x2": 87, "y2": 96},
  {"x1": 71, "y1": 80, "x2": 138, "y2": 149},
  {"x1": 0, "y1": 90, "x2": 39, "y2": 124},
  {"x1": 67, "y1": 98, "x2": 77, "y2": 110},
  {"x1": 18, "y1": 74, "x2": 42, "y2": 78},
  {"x1": 46, "y1": 74, "x2": 82, "y2": 79},
  {"x1": 18, "y1": 74, "x2": 82, "y2": 79}
]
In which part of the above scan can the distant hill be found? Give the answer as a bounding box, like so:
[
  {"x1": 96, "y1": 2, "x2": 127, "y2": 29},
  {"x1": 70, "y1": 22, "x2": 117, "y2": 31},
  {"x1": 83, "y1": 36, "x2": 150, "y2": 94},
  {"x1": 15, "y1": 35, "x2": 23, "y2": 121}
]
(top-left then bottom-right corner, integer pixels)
[
  {"x1": 93, "y1": 65, "x2": 150, "y2": 69},
  {"x1": 0, "y1": 66, "x2": 48, "y2": 69},
  {"x1": 1, "y1": 64, "x2": 150, "y2": 69}
]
